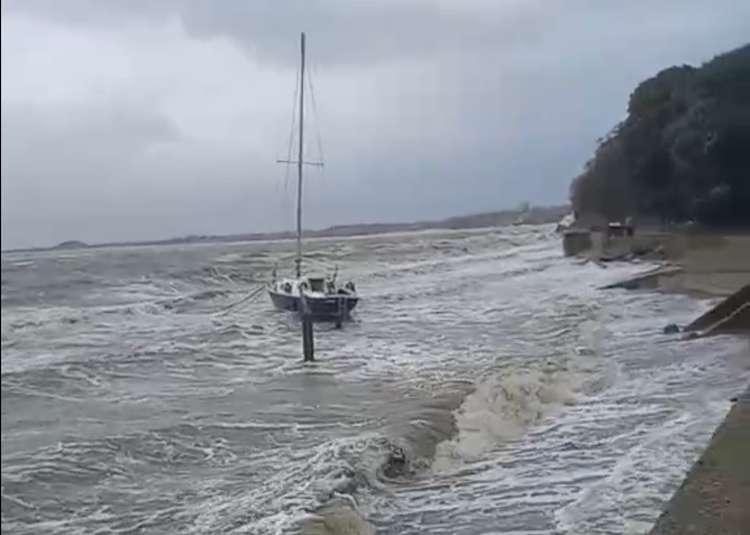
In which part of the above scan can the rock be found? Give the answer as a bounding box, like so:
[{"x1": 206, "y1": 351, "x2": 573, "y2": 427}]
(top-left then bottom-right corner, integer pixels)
[
  {"x1": 381, "y1": 444, "x2": 409, "y2": 479},
  {"x1": 663, "y1": 323, "x2": 680, "y2": 334}
]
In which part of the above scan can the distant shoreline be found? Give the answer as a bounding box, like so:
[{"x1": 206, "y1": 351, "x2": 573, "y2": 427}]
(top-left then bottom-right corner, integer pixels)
[{"x1": 2, "y1": 204, "x2": 570, "y2": 254}]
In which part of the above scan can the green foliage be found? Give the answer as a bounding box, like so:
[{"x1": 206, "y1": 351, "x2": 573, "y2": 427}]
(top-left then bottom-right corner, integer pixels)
[{"x1": 570, "y1": 44, "x2": 750, "y2": 226}]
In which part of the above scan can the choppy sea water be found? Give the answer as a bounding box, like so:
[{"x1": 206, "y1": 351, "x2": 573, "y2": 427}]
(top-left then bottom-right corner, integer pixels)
[{"x1": 2, "y1": 225, "x2": 748, "y2": 535}]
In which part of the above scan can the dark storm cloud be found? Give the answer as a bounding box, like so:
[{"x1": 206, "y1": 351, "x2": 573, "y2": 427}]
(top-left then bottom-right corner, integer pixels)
[
  {"x1": 3, "y1": 0, "x2": 550, "y2": 66},
  {"x1": 2, "y1": 0, "x2": 749, "y2": 248}
]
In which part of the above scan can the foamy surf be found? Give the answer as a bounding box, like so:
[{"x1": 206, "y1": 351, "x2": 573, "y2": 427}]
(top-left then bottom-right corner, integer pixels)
[{"x1": 3, "y1": 226, "x2": 748, "y2": 534}]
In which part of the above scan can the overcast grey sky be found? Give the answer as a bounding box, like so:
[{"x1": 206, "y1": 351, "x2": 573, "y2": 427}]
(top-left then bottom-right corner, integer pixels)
[{"x1": 2, "y1": 1, "x2": 748, "y2": 248}]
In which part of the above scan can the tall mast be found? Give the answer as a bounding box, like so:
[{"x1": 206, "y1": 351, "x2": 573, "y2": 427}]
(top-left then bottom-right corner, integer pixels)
[{"x1": 295, "y1": 32, "x2": 305, "y2": 278}]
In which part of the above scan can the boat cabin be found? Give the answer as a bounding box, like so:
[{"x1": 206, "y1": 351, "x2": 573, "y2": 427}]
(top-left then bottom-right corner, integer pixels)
[{"x1": 307, "y1": 277, "x2": 326, "y2": 293}]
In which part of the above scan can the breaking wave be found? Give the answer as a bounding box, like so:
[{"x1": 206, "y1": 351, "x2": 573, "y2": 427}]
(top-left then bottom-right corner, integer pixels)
[{"x1": 2, "y1": 226, "x2": 748, "y2": 534}]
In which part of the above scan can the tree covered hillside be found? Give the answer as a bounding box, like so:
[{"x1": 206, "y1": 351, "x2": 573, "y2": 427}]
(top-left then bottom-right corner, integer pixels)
[{"x1": 570, "y1": 44, "x2": 750, "y2": 226}]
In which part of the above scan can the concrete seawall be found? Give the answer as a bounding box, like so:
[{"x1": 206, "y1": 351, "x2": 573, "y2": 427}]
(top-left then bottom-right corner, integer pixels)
[
  {"x1": 685, "y1": 284, "x2": 750, "y2": 335},
  {"x1": 589, "y1": 233, "x2": 750, "y2": 533},
  {"x1": 648, "y1": 388, "x2": 749, "y2": 535}
]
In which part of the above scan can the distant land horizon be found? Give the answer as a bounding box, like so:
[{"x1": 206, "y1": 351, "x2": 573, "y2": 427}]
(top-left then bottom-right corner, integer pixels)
[{"x1": 2, "y1": 204, "x2": 571, "y2": 254}]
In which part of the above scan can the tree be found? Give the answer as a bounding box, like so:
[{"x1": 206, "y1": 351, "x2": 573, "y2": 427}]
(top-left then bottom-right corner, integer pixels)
[{"x1": 570, "y1": 44, "x2": 750, "y2": 227}]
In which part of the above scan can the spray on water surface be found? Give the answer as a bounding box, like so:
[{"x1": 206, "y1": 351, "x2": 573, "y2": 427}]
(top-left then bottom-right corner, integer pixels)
[{"x1": 2, "y1": 225, "x2": 748, "y2": 534}]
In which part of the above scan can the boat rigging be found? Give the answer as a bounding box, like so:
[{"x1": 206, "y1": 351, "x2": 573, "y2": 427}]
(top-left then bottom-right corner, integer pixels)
[{"x1": 268, "y1": 32, "x2": 359, "y2": 323}]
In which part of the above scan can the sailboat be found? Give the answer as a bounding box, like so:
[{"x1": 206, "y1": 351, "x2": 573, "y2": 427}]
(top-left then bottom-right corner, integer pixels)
[{"x1": 268, "y1": 33, "x2": 359, "y2": 322}]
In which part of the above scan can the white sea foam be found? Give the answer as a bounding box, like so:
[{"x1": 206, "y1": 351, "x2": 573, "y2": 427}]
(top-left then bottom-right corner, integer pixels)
[{"x1": 2, "y1": 226, "x2": 748, "y2": 535}]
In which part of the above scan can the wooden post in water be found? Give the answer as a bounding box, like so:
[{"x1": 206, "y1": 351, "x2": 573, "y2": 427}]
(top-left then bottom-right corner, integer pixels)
[
  {"x1": 302, "y1": 316, "x2": 314, "y2": 361},
  {"x1": 300, "y1": 287, "x2": 314, "y2": 362},
  {"x1": 335, "y1": 296, "x2": 344, "y2": 329}
]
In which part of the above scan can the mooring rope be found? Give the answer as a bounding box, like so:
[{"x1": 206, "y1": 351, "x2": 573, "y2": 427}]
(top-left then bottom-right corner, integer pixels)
[{"x1": 212, "y1": 284, "x2": 266, "y2": 317}]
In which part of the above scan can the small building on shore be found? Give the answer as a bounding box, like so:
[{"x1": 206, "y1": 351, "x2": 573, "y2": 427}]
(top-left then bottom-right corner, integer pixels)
[{"x1": 561, "y1": 213, "x2": 638, "y2": 258}]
